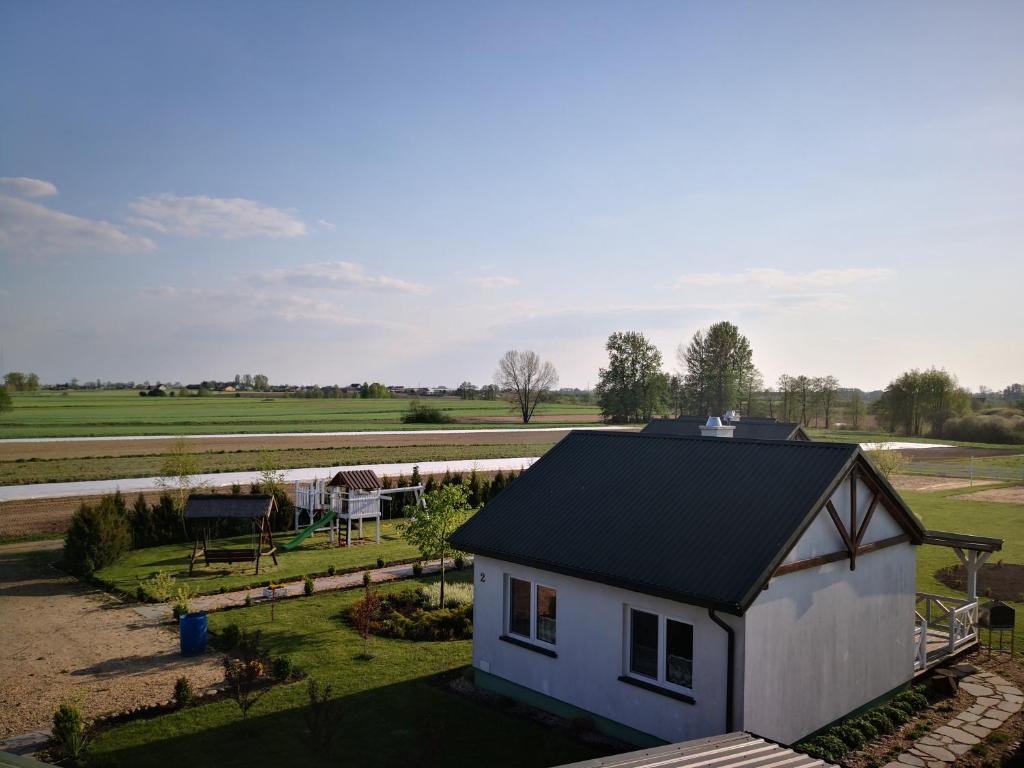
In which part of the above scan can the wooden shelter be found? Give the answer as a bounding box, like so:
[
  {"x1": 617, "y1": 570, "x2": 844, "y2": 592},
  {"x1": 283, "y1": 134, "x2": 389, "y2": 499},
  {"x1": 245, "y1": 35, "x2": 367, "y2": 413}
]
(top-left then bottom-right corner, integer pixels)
[{"x1": 185, "y1": 494, "x2": 278, "y2": 575}]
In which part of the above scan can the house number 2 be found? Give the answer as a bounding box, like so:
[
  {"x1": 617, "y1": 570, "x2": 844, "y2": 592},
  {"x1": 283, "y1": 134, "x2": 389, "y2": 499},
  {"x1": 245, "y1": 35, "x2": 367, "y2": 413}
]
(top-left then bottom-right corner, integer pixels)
[{"x1": 479, "y1": 572, "x2": 486, "y2": 583}]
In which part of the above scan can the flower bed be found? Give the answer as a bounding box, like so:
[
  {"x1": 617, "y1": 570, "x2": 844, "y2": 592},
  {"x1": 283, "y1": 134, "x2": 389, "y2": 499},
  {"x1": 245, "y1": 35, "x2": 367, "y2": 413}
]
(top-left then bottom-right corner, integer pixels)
[{"x1": 346, "y1": 586, "x2": 473, "y2": 641}]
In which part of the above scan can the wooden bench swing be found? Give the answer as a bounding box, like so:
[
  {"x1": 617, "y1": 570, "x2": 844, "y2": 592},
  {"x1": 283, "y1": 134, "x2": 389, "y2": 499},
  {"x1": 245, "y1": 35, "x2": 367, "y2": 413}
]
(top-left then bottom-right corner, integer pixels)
[{"x1": 184, "y1": 494, "x2": 279, "y2": 575}]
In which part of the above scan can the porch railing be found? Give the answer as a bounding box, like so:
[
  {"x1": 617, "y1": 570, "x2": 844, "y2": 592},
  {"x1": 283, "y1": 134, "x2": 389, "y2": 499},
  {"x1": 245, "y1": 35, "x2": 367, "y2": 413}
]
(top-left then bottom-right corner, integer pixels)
[{"x1": 914, "y1": 592, "x2": 979, "y2": 670}]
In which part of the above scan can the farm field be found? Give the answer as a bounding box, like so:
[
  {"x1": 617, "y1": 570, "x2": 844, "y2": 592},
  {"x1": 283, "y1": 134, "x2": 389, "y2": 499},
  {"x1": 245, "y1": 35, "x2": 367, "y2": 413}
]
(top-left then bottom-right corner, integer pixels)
[
  {"x1": 0, "y1": 440, "x2": 556, "y2": 486},
  {"x1": 0, "y1": 390, "x2": 602, "y2": 438},
  {"x1": 97, "y1": 520, "x2": 422, "y2": 598},
  {"x1": 88, "y1": 571, "x2": 605, "y2": 768}
]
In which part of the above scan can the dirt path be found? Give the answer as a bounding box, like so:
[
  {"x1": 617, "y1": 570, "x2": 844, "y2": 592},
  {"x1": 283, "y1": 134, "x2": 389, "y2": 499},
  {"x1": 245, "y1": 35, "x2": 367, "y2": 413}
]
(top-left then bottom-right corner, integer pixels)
[
  {"x1": 890, "y1": 475, "x2": 999, "y2": 492},
  {"x1": 0, "y1": 541, "x2": 222, "y2": 739},
  {"x1": 953, "y1": 486, "x2": 1024, "y2": 505}
]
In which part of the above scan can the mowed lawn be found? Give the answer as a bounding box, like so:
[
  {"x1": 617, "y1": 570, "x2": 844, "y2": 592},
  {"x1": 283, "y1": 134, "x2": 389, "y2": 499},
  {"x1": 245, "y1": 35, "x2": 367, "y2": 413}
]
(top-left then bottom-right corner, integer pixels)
[
  {"x1": 89, "y1": 571, "x2": 604, "y2": 768},
  {"x1": 0, "y1": 442, "x2": 553, "y2": 485},
  {"x1": 1, "y1": 390, "x2": 601, "y2": 438},
  {"x1": 908, "y1": 485, "x2": 1024, "y2": 649},
  {"x1": 97, "y1": 520, "x2": 423, "y2": 598}
]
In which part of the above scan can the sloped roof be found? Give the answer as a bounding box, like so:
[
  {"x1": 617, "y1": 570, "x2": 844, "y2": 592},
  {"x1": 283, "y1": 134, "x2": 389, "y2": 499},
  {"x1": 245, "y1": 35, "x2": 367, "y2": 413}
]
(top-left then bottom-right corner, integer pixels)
[
  {"x1": 553, "y1": 732, "x2": 835, "y2": 768},
  {"x1": 328, "y1": 469, "x2": 382, "y2": 490},
  {"x1": 184, "y1": 494, "x2": 276, "y2": 519},
  {"x1": 643, "y1": 417, "x2": 809, "y2": 441},
  {"x1": 451, "y1": 431, "x2": 922, "y2": 614}
]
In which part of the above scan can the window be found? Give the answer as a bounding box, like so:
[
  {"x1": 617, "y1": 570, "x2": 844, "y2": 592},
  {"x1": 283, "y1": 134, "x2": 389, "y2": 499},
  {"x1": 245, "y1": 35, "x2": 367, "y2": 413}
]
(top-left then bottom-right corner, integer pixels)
[
  {"x1": 505, "y1": 576, "x2": 557, "y2": 647},
  {"x1": 665, "y1": 619, "x2": 693, "y2": 688},
  {"x1": 509, "y1": 577, "x2": 531, "y2": 638},
  {"x1": 629, "y1": 609, "x2": 658, "y2": 678},
  {"x1": 625, "y1": 607, "x2": 694, "y2": 693},
  {"x1": 536, "y1": 586, "x2": 557, "y2": 644}
]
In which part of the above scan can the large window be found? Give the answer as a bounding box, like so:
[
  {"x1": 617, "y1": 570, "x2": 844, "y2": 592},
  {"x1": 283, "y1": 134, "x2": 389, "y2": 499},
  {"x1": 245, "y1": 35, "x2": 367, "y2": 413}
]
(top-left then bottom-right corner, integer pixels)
[
  {"x1": 625, "y1": 608, "x2": 693, "y2": 692},
  {"x1": 505, "y1": 576, "x2": 557, "y2": 646}
]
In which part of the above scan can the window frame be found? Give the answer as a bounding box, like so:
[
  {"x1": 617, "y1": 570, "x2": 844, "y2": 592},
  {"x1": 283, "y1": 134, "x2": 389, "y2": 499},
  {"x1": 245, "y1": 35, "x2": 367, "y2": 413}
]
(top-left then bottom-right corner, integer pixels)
[
  {"x1": 622, "y1": 605, "x2": 694, "y2": 697},
  {"x1": 503, "y1": 574, "x2": 558, "y2": 649}
]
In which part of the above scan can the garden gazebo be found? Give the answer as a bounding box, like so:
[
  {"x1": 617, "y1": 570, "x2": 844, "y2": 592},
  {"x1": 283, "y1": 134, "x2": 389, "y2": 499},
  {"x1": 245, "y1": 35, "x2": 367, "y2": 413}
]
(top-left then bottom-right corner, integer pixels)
[{"x1": 185, "y1": 494, "x2": 278, "y2": 575}]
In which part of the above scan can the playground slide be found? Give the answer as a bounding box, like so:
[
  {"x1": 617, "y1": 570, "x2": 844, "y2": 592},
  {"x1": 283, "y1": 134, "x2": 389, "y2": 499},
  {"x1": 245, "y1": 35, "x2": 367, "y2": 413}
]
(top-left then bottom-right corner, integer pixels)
[{"x1": 280, "y1": 508, "x2": 339, "y2": 552}]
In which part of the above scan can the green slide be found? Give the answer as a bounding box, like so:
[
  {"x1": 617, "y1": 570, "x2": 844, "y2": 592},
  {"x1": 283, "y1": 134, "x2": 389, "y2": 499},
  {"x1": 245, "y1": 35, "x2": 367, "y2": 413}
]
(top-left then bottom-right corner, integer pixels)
[{"x1": 280, "y1": 508, "x2": 338, "y2": 552}]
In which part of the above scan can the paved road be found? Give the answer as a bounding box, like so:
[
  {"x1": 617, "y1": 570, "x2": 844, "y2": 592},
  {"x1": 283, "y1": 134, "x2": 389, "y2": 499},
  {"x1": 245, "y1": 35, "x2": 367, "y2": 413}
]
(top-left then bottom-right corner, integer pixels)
[
  {"x1": 0, "y1": 456, "x2": 540, "y2": 502},
  {"x1": 0, "y1": 425, "x2": 633, "y2": 445}
]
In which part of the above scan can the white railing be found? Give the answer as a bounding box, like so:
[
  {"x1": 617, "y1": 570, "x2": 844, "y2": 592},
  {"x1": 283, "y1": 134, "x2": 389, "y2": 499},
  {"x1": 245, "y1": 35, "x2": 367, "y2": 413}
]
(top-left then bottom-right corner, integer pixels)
[
  {"x1": 329, "y1": 489, "x2": 382, "y2": 520},
  {"x1": 914, "y1": 592, "x2": 979, "y2": 669}
]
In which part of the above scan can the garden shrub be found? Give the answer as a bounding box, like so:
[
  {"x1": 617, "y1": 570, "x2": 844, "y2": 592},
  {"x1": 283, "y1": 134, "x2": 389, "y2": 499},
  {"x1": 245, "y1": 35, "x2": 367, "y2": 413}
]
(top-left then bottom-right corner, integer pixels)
[
  {"x1": 454, "y1": 555, "x2": 465, "y2": 570},
  {"x1": 362, "y1": 571, "x2": 371, "y2": 587},
  {"x1": 894, "y1": 690, "x2": 929, "y2": 713},
  {"x1": 129, "y1": 493, "x2": 185, "y2": 548},
  {"x1": 881, "y1": 705, "x2": 909, "y2": 726},
  {"x1": 173, "y1": 676, "x2": 194, "y2": 708},
  {"x1": 865, "y1": 710, "x2": 894, "y2": 734},
  {"x1": 271, "y1": 656, "x2": 294, "y2": 681},
  {"x1": 216, "y1": 623, "x2": 242, "y2": 651},
  {"x1": 52, "y1": 702, "x2": 89, "y2": 763},
  {"x1": 412, "y1": 562, "x2": 423, "y2": 576},
  {"x1": 304, "y1": 577, "x2": 315, "y2": 596},
  {"x1": 854, "y1": 717, "x2": 879, "y2": 741},
  {"x1": 831, "y1": 723, "x2": 866, "y2": 750},
  {"x1": 812, "y1": 735, "x2": 848, "y2": 763},
  {"x1": 419, "y1": 581, "x2": 473, "y2": 608},
  {"x1": 62, "y1": 493, "x2": 132, "y2": 578},
  {"x1": 376, "y1": 557, "x2": 385, "y2": 569},
  {"x1": 327, "y1": 564, "x2": 336, "y2": 576},
  {"x1": 891, "y1": 699, "x2": 915, "y2": 715}
]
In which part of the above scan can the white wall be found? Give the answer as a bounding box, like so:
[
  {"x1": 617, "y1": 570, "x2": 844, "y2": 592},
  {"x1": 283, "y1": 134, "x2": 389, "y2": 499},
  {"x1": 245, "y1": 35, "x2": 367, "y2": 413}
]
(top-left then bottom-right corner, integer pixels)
[
  {"x1": 472, "y1": 556, "x2": 744, "y2": 744},
  {"x1": 743, "y1": 474, "x2": 916, "y2": 744}
]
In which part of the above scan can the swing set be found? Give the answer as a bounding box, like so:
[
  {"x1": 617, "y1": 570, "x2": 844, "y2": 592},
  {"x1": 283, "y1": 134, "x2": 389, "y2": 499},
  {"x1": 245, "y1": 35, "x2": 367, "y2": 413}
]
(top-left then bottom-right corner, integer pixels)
[{"x1": 185, "y1": 494, "x2": 279, "y2": 575}]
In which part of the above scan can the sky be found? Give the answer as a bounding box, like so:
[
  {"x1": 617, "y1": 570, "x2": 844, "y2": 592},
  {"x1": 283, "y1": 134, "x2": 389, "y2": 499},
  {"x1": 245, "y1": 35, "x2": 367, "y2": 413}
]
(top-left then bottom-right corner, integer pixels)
[{"x1": 1, "y1": 1, "x2": 1022, "y2": 392}]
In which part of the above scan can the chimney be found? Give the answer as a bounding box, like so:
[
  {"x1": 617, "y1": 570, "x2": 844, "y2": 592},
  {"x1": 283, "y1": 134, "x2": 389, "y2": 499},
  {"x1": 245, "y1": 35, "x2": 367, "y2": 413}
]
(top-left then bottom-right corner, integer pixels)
[{"x1": 700, "y1": 416, "x2": 736, "y2": 438}]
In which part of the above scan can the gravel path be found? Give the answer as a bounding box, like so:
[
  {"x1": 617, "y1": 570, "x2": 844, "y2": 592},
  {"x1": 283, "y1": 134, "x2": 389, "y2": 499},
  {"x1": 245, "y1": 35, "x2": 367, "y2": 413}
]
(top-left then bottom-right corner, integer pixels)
[{"x1": 0, "y1": 541, "x2": 222, "y2": 740}]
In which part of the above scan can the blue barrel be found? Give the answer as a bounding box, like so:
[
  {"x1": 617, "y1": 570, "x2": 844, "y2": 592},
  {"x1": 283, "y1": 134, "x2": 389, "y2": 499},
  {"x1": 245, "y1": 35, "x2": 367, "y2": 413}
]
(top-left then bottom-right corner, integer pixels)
[{"x1": 179, "y1": 612, "x2": 208, "y2": 656}]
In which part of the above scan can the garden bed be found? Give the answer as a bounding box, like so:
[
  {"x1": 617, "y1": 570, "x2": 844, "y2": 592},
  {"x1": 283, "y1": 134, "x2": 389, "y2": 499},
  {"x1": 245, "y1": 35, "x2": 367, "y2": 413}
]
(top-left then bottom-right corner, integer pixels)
[
  {"x1": 936, "y1": 562, "x2": 1024, "y2": 603},
  {"x1": 346, "y1": 581, "x2": 474, "y2": 641}
]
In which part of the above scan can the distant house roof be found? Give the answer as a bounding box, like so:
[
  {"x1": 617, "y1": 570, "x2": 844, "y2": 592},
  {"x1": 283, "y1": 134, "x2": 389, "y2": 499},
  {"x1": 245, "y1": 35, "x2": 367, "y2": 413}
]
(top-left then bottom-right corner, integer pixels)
[
  {"x1": 451, "y1": 431, "x2": 923, "y2": 614},
  {"x1": 552, "y1": 731, "x2": 836, "y2": 768},
  {"x1": 184, "y1": 494, "x2": 276, "y2": 520},
  {"x1": 643, "y1": 417, "x2": 810, "y2": 441},
  {"x1": 328, "y1": 469, "x2": 383, "y2": 490}
]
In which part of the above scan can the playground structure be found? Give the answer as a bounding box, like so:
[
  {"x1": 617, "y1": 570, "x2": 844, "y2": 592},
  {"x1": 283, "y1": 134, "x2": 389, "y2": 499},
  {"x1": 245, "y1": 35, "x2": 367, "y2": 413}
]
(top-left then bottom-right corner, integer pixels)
[
  {"x1": 185, "y1": 494, "x2": 278, "y2": 575},
  {"x1": 288, "y1": 470, "x2": 424, "y2": 550}
]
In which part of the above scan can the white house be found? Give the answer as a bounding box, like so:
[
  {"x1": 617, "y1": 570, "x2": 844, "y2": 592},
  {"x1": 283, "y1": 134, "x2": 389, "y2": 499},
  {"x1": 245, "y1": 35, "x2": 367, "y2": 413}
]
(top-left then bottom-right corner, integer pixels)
[{"x1": 451, "y1": 429, "x2": 932, "y2": 746}]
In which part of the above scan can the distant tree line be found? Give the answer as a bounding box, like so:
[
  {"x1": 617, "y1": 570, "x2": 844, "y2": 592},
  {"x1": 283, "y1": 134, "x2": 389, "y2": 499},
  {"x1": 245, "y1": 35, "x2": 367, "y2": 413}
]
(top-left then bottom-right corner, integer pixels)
[{"x1": 3, "y1": 371, "x2": 40, "y2": 391}]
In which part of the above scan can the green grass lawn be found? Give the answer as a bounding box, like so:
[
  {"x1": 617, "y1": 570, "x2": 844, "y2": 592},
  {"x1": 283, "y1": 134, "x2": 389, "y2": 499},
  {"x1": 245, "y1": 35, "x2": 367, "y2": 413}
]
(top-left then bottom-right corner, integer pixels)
[
  {"x1": 1, "y1": 390, "x2": 600, "y2": 438},
  {"x1": 88, "y1": 571, "x2": 604, "y2": 768},
  {"x1": 909, "y1": 485, "x2": 1024, "y2": 650},
  {"x1": 97, "y1": 521, "x2": 422, "y2": 598},
  {"x1": 808, "y1": 427, "x2": 1024, "y2": 452},
  {"x1": 0, "y1": 442, "x2": 553, "y2": 485}
]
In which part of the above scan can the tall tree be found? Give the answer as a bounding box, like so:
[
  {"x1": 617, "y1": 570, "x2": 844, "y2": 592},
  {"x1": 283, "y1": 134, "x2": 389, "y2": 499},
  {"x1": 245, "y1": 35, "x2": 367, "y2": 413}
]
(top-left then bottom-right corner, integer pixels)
[
  {"x1": 596, "y1": 331, "x2": 669, "y2": 423},
  {"x1": 678, "y1": 321, "x2": 755, "y2": 415},
  {"x1": 495, "y1": 350, "x2": 558, "y2": 424},
  {"x1": 875, "y1": 368, "x2": 970, "y2": 436},
  {"x1": 817, "y1": 376, "x2": 840, "y2": 429},
  {"x1": 795, "y1": 375, "x2": 813, "y2": 425},
  {"x1": 846, "y1": 390, "x2": 866, "y2": 429}
]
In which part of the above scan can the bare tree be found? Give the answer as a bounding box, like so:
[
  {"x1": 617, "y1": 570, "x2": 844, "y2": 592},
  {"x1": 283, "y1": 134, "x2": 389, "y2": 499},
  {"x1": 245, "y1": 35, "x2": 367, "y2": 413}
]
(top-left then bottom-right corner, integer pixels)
[
  {"x1": 817, "y1": 375, "x2": 840, "y2": 429},
  {"x1": 495, "y1": 350, "x2": 558, "y2": 424}
]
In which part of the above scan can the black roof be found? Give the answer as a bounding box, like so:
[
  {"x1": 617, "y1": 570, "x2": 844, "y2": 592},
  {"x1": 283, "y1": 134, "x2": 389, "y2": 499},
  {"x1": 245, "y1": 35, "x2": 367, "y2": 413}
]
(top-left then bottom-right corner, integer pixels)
[
  {"x1": 643, "y1": 417, "x2": 809, "y2": 441},
  {"x1": 184, "y1": 494, "x2": 276, "y2": 520},
  {"x1": 451, "y1": 431, "x2": 922, "y2": 614}
]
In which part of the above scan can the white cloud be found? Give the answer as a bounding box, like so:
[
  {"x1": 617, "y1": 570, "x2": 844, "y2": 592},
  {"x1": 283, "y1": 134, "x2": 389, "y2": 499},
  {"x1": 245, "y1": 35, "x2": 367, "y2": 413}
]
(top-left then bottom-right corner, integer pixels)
[
  {"x1": 0, "y1": 193, "x2": 156, "y2": 257},
  {"x1": 675, "y1": 267, "x2": 894, "y2": 290},
  {"x1": 251, "y1": 261, "x2": 430, "y2": 295},
  {"x1": 316, "y1": 219, "x2": 336, "y2": 231},
  {"x1": 468, "y1": 275, "x2": 520, "y2": 289},
  {"x1": 0, "y1": 177, "x2": 58, "y2": 197},
  {"x1": 127, "y1": 194, "x2": 306, "y2": 239}
]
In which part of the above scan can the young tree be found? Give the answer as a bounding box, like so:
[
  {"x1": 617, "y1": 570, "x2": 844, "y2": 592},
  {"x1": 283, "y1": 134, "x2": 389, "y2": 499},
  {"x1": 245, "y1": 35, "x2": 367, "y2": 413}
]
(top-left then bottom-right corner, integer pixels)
[
  {"x1": 678, "y1": 321, "x2": 755, "y2": 415},
  {"x1": 495, "y1": 350, "x2": 558, "y2": 423},
  {"x1": 304, "y1": 679, "x2": 343, "y2": 760},
  {"x1": 401, "y1": 483, "x2": 474, "y2": 607},
  {"x1": 351, "y1": 584, "x2": 382, "y2": 659},
  {"x1": 157, "y1": 437, "x2": 201, "y2": 513},
  {"x1": 596, "y1": 331, "x2": 669, "y2": 423}
]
